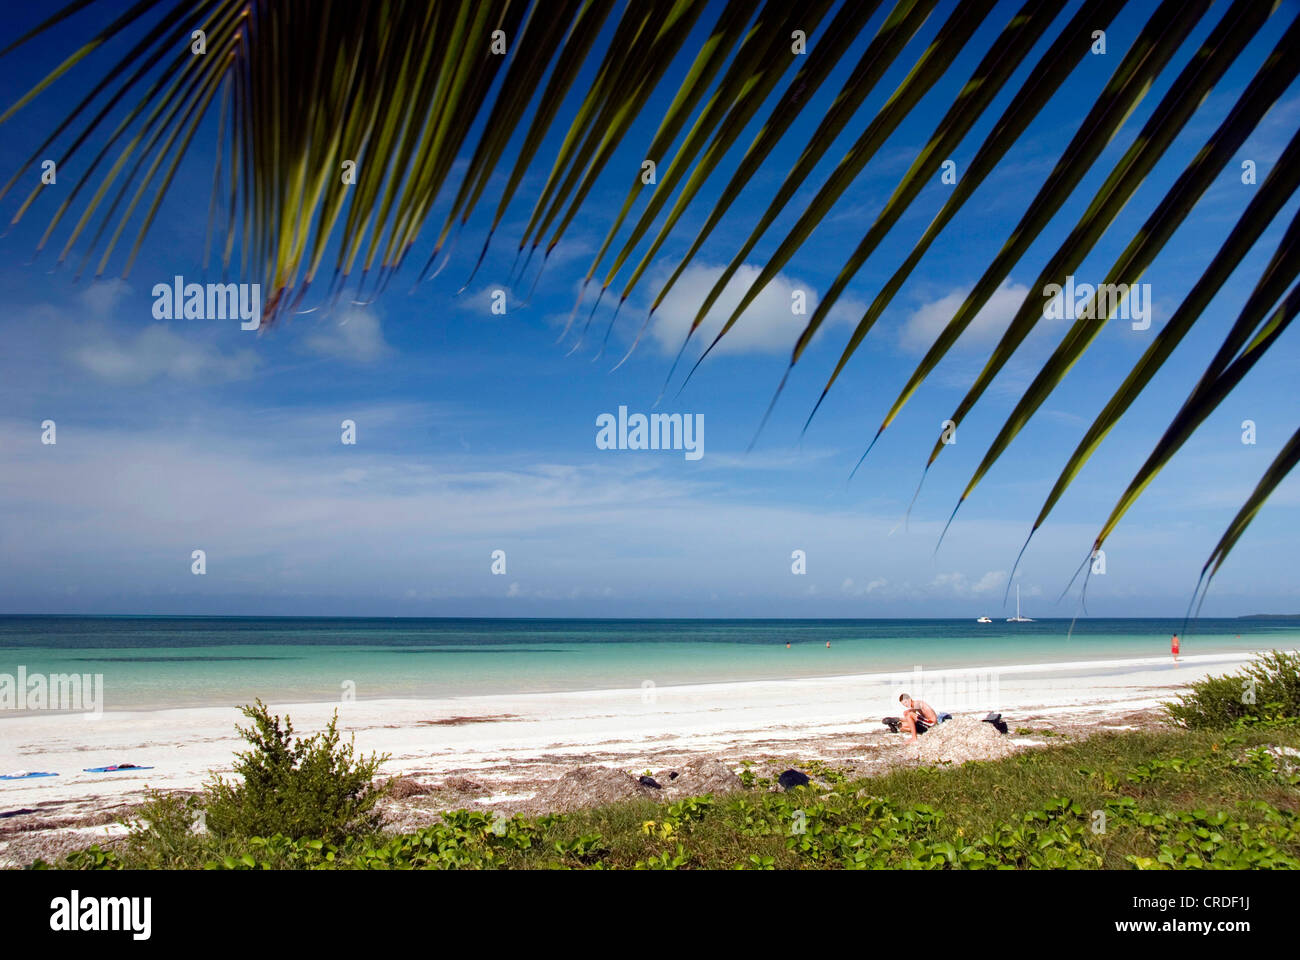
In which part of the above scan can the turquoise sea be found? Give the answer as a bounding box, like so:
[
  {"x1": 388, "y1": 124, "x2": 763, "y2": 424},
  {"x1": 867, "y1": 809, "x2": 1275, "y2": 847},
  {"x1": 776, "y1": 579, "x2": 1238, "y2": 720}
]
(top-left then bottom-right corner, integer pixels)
[{"x1": 0, "y1": 616, "x2": 1295, "y2": 712}]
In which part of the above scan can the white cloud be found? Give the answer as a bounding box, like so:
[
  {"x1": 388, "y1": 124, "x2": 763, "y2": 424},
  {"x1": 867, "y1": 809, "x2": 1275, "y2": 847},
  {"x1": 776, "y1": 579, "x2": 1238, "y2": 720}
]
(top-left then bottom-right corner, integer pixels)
[
  {"x1": 898, "y1": 280, "x2": 1030, "y2": 354},
  {"x1": 456, "y1": 285, "x2": 516, "y2": 319},
  {"x1": 0, "y1": 411, "x2": 1109, "y2": 607},
  {"x1": 78, "y1": 279, "x2": 132, "y2": 318},
  {"x1": 0, "y1": 402, "x2": 1266, "y2": 614},
  {"x1": 836, "y1": 576, "x2": 893, "y2": 597},
  {"x1": 70, "y1": 324, "x2": 262, "y2": 384},
  {"x1": 929, "y1": 570, "x2": 1007, "y2": 597},
  {"x1": 648, "y1": 263, "x2": 866, "y2": 356},
  {"x1": 301, "y1": 306, "x2": 392, "y2": 363}
]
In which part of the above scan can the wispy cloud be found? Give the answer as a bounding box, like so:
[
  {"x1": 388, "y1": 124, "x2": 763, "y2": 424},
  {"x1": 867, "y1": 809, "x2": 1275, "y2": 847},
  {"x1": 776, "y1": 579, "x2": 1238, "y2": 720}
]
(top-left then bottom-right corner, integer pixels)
[
  {"x1": 647, "y1": 262, "x2": 866, "y2": 357},
  {"x1": 0, "y1": 411, "x2": 1149, "y2": 613},
  {"x1": 70, "y1": 323, "x2": 263, "y2": 384},
  {"x1": 299, "y1": 306, "x2": 392, "y2": 364},
  {"x1": 897, "y1": 280, "x2": 1031, "y2": 354}
]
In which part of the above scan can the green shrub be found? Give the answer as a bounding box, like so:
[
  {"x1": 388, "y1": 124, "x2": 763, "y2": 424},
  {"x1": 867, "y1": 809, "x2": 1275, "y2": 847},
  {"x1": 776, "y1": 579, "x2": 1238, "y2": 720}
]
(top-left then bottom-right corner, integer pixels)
[
  {"x1": 1164, "y1": 650, "x2": 1300, "y2": 729},
  {"x1": 122, "y1": 790, "x2": 211, "y2": 867},
  {"x1": 202, "y1": 700, "x2": 389, "y2": 842}
]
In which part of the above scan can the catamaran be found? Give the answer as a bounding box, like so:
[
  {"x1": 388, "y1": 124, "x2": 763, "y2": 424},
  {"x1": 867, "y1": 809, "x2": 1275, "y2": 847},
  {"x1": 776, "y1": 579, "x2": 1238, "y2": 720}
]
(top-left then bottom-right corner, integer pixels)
[
  {"x1": 1006, "y1": 585, "x2": 1034, "y2": 623},
  {"x1": 976, "y1": 616, "x2": 992, "y2": 623}
]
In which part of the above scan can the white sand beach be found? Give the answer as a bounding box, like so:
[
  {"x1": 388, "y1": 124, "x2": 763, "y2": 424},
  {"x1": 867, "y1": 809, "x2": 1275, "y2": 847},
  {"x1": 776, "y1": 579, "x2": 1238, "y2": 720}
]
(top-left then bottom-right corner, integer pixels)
[{"x1": 0, "y1": 650, "x2": 1269, "y2": 865}]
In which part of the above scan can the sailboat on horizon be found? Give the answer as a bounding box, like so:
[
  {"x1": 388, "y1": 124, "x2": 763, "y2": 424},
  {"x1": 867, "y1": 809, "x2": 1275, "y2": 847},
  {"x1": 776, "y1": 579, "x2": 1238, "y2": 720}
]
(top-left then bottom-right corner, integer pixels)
[{"x1": 1006, "y1": 585, "x2": 1035, "y2": 623}]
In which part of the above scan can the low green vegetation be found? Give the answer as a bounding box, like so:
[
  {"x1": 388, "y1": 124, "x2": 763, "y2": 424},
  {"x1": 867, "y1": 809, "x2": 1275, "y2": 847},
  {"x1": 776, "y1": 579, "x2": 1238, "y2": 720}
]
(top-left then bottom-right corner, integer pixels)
[
  {"x1": 30, "y1": 653, "x2": 1300, "y2": 871},
  {"x1": 1016, "y1": 727, "x2": 1065, "y2": 738},
  {"x1": 1164, "y1": 650, "x2": 1300, "y2": 730}
]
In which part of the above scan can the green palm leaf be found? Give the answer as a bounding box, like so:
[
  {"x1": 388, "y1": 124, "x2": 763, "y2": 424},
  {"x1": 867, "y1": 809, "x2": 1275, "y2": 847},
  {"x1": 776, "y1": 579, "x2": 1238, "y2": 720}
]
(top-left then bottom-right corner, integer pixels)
[
  {"x1": 865, "y1": 0, "x2": 1208, "y2": 458},
  {"x1": 944, "y1": 0, "x2": 1290, "y2": 516},
  {"x1": 744, "y1": 0, "x2": 1069, "y2": 436},
  {"x1": 1025, "y1": 127, "x2": 1300, "y2": 553},
  {"x1": 567, "y1": 0, "x2": 829, "y2": 348},
  {"x1": 1089, "y1": 222, "x2": 1300, "y2": 554},
  {"x1": 804, "y1": 0, "x2": 1128, "y2": 430},
  {"x1": 2, "y1": 0, "x2": 1297, "y2": 586},
  {"x1": 1200, "y1": 425, "x2": 1300, "y2": 583},
  {"x1": 651, "y1": 0, "x2": 942, "y2": 383},
  {"x1": 610, "y1": 0, "x2": 884, "y2": 358},
  {"x1": 680, "y1": 0, "x2": 998, "y2": 386},
  {"x1": 583, "y1": 1, "x2": 839, "y2": 333}
]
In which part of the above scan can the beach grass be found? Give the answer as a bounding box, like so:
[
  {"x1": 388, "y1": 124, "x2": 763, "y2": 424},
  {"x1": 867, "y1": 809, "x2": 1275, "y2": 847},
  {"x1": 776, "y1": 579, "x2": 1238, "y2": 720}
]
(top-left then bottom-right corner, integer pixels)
[
  {"x1": 38, "y1": 721, "x2": 1300, "y2": 871},
  {"x1": 525, "y1": 725, "x2": 1300, "y2": 870}
]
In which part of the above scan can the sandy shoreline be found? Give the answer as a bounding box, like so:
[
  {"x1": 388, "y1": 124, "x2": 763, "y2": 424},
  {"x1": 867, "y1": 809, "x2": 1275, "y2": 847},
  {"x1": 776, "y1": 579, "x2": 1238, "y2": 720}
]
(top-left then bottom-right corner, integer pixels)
[{"x1": 0, "y1": 650, "x2": 1269, "y2": 865}]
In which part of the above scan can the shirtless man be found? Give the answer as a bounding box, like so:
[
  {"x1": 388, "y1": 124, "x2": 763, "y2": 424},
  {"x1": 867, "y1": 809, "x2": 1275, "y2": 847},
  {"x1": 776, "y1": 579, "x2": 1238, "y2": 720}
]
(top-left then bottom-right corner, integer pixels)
[{"x1": 898, "y1": 693, "x2": 938, "y2": 740}]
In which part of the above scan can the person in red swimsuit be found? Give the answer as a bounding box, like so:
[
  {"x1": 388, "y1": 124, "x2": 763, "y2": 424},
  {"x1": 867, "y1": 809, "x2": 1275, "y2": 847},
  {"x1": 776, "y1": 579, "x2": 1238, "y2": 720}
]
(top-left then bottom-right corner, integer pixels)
[{"x1": 1171, "y1": 633, "x2": 1180, "y2": 662}]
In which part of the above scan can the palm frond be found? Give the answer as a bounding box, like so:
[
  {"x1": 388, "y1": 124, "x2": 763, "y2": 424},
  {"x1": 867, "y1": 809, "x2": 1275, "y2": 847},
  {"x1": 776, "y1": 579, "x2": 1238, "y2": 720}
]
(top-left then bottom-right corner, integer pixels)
[
  {"x1": 611, "y1": 0, "x2": 884, "y2": 342},
  {"x1": 1026, "y1": 126, "x2": 1300, "y2": 547},
  {"x1": 947, "y1": 0, "x2": 1292, "y2": 511},
  {"x1": 868, "y1": 0, "x2": 1210, "y2": 455},
  {"x1": 1090, "y1": 224, "x2": 1300, "y2": 554},
  {"x1": 1200, "y1": 425, "x2": 1300, "y2": 584},
  {"x1": 680, "y1": 0, "x2": 1000, "y2": 386},
  {"x1": 3, "y1": 0, "x2": 1298, "y2": 585},
  {"x1": 806, "y1": 0, "x2": 1129, "y2": 433}
]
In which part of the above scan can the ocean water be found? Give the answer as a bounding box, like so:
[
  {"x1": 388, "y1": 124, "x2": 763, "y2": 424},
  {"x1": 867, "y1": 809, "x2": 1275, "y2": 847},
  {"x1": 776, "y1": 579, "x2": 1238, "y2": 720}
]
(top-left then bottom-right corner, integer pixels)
[{"x1": 0, "y1": 616, "x2": 1294, "y2": 712}]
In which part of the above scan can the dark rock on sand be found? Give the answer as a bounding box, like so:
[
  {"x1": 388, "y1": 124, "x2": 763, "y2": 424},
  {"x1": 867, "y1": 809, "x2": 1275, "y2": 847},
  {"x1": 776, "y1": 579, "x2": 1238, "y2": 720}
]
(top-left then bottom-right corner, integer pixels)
[
  {"x1": 777, "y1": 769, "x2": 811, "y2": 790},
  {"x1": 982, "y1": 712, "x2": 1010, "y2": 735}
]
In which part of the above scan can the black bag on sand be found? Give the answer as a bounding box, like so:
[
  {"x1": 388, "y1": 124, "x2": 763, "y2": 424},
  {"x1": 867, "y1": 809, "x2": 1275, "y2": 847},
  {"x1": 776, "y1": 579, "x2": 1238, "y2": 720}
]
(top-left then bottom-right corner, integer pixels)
[
  {"x1": 882, "y1": 716, "x2": 901, "y2": 733},
  {"x1": 778, "y1": 769, "x2": 811, "y2": 790},
  {"x1": 983, "y1": 712, "x2": 1009, "y2": 735},
  {"x1": 638, "y1": 775, "x2": 662, "y2": 789}
]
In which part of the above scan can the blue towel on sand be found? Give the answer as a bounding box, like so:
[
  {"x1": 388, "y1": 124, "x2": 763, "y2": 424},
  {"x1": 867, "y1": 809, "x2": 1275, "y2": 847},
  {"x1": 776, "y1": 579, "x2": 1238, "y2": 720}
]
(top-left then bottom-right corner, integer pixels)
[
  {"x1": 1, "y1": 771, "x2": 58, "y2": 780},
  {"x1": 83, "y1": 764, "x2": 154, "y2": 773}
]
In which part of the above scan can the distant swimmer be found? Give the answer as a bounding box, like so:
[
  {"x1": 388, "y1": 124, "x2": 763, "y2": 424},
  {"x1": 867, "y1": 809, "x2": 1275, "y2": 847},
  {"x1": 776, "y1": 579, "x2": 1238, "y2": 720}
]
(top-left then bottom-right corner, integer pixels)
[
  {"x1": 826, "y1": 640, "x2": 831, "y2": 649},
  {"x1": 1171, "y1": 633, "x2": 1180, "y2": 663},
  {"x1": 786, "y1": 642, "x2": 790, "y2": 649}
]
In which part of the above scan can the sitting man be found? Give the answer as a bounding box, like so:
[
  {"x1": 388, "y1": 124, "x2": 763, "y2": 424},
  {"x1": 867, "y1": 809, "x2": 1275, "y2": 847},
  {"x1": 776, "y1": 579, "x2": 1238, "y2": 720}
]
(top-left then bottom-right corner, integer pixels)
[{"x1": 893, "y1": 693, "x2": 938, "y2": 740}]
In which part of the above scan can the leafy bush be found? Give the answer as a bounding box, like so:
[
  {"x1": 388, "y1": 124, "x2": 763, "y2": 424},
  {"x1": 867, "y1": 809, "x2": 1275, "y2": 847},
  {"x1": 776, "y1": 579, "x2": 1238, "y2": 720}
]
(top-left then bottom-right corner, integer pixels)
[
  {"x1": 1164, "y1": 650, "x2": 1300, "y2": 729},
  {"x1": 203, "y1": 700, "x2": 389, "y2": 843},
  {"x1": 120, "y1": 790, "x2": 211, "y2": 868}
]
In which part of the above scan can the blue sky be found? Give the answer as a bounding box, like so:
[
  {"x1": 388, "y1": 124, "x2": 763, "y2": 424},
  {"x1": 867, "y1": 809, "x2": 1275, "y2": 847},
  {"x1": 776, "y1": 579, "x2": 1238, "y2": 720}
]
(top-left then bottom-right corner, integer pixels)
[{"x1": 0, "y1": 0, "x2": 1297, "y2": 618}]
